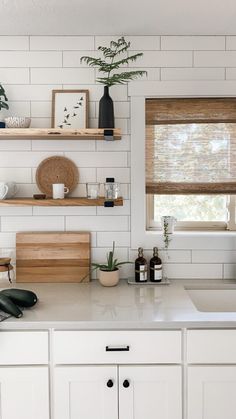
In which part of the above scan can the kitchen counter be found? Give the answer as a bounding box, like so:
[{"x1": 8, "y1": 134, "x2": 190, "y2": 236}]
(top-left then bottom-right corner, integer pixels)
[{"x1": 1, "y1": 279, "x2": 236, "y2": 329}]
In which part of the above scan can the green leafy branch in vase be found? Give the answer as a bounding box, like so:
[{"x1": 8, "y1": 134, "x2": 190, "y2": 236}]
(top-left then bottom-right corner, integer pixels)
[{"x1": 80, "y1": 37, "x2": 147, "y2": 86}]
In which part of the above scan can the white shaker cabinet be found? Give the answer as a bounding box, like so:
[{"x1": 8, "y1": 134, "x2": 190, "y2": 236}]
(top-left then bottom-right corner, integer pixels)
[
  {"x1": 0, "y1": 367, "x2": 49, "y2": 419},
  {"x1": 187, "y1": 329, "x2": 236, "y2": 419},
  {"x1": 119, "y1": 365, "x2": 182, "y2": 419},
  {"x1": 53, "y1": 330, "x2": 182, "y2": 419},
  {"x1": 54, "y1": 366, "x2": 118, "y2": 419},
  {"x1": 188, "y1": 366, "x2": 236, "y2": 419},
  {"x1": 54, "y1": 365, "x2": 182, "y2": 419}
]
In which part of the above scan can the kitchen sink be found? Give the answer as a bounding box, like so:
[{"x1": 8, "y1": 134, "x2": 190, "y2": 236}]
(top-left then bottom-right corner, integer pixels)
[{"x1": 185, "y1": 284, "x2": 236, "y2": 312}]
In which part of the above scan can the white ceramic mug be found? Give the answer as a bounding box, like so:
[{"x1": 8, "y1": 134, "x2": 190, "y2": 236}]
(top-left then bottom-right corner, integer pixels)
[
  {"x1": 161, "y1": 216, "x2": 177, "y2": 234},
  {"x1": 52, "y1": 183, "x2": 69, "y2": 199},
  {"x1": 5, "y1": 182, "x2": 18, "y2": 198},
  {"x1": 0, "y1": 182, "x2": 8, "y2": 200}
]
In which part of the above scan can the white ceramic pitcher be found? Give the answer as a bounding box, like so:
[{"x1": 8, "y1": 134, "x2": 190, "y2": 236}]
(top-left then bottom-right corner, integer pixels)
[{"x1": 0, "y1": 182, "x2": 8, "y2": 200}]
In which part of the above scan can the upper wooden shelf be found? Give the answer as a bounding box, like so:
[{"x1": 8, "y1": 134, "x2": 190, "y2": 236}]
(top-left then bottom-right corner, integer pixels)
[
  {"x1": 0, "y1": 197, "x2": 123, "y2": 207},
  {"x1": 0, "y1": 128, "x2": 121, "y2": 140}
]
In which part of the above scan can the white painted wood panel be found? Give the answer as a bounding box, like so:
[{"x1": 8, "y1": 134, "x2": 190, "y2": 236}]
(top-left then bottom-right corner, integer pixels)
[
  {"x1": 187, "y1": 330, "x2": 236, "y2": 363},
  {"x1": 188, "y1": 366, "x2": 236, "y2": 419},
  {"x1": 119, "y1": 365, "x2": 182, "y2": 419},
  {"x1": 53, "y1": 331, "x2": 182, "y2": 364},
  {"x1": 54, "y1": 366, "x2": 118, "y2": 419},
  {"x1": 0, "y1": 367, "x2": 49, "y2": 419},
  {"x1": 0, "y1": 331, "x2": 48, "y2": 365}
]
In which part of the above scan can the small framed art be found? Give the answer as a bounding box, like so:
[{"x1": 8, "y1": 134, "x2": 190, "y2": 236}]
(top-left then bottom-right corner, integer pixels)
[{"x1": 52, "y1": 89, "x2": 89, "y2": 129}]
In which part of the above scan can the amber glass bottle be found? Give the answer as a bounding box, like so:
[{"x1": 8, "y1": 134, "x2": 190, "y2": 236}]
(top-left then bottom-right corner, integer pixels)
[
  {"x1": 135, "y1": 247, "x2": 147, "y2": 282},
  {"x1": 150, "y1": 247, "x2": 162, "y2": 282}
]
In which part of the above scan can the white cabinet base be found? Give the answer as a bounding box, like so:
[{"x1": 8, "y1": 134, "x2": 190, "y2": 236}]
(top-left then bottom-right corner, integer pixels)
[
  {"x1": 0, "y1": 367, "x2": 49, "y2": 419},
  {"x1": 54, "y1": 366, "x2": 118, "y2": 419},
  {"x1": 188, "y1": 366, "x2": 236, "y2": 419}
]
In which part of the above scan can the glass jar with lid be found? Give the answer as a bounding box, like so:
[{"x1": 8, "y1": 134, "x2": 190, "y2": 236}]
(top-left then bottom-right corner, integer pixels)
[{"x1": 104, "y1": 178, "x2": 120, "y2": 200}]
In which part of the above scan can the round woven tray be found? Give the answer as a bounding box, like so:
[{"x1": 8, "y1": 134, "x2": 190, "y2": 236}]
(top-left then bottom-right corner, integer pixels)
[{"x1": 36, "y1": 156, "x2": 79, "y2": 197}]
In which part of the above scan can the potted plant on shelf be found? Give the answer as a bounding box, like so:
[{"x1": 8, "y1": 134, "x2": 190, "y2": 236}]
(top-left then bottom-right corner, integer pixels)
[
  {"x1": 0, "y1": 83, "x2": 9, "y2": 128},
  {"x1": 92, "y1": 241, "x2": 132, "y2": 287},
  {"x1": 81, "y1": 37, "x2": 147, "y2": 128}
]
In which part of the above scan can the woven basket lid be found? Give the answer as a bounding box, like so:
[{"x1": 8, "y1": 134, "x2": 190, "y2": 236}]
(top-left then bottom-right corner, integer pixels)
[{"x1": 36, "y1": 156, "x2": 79, "y2": 197}]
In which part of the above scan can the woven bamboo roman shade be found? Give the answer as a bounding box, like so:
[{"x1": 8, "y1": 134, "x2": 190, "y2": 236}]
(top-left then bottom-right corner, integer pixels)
[{"x1": 146, "y1": 98, "x2": 236, "y2": 195}]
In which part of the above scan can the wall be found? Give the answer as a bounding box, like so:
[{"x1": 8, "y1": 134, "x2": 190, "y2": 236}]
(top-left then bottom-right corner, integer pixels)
[{"x1": 1, "y1": 35, "x2": 236, "y2": 281}]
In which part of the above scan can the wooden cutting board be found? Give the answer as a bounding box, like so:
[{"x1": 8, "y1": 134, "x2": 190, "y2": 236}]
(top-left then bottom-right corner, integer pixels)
[{"x1": 16, "y1": 232, "x2": 90, "y2": 283}]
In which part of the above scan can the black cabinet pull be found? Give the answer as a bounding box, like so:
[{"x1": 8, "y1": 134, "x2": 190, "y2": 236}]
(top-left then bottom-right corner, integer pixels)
[
  {"x1": 123, "y1": 379, "x2": 130, "y2": 388},
  {"x1": 106, "y1": 345, "x2": 130, "y2": 352},
  {"x1": 107, "y1": 379, "x2": 114, "y2": 388}
]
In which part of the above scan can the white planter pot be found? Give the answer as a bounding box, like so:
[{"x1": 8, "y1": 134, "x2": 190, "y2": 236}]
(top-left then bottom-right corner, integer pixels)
[{"x1": 98, "y1": 269, "x2": 119, "y2": 287}]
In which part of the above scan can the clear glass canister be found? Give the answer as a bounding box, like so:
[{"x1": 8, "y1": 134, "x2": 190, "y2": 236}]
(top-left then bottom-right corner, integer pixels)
[{"x1": 104, "y1": 181, "x2": 120, "y2": 199}]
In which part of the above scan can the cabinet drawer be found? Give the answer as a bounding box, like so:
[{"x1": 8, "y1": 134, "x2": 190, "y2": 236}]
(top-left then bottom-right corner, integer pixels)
[
  {"x1": 0, "y1": 331, "x2": 48, "y2": 365},
  {"x1": 187, "y1": 329, "x2": 236, "y2": 364},
  {"x1": 54, "y1": 330, "x2": 181, "y2": 364}
]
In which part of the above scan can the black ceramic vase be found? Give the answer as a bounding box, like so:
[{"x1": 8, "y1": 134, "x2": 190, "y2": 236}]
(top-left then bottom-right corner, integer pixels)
[{"x1": 98, "y1": 86, "x2": 114, "y2": 128}]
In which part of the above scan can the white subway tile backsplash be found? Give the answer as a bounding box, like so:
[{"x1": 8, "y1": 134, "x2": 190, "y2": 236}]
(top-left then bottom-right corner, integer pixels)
[
  {"x1": 161, "y1": 36, "x2": 225, "y2": 51},
  {"x1": 97, "y1": 167, "x2": 130, "y2": 183},
  {"x1": 97, "y1": 200, "x2": 130, "y2": 216},
  {"x1": 30, "y1": 36, "x2": 94, "y2": 51},
  {"x1": 96, "y1": 135, "x2": 130, "y2": 152},
  {"x1": 129, "y1": 51, "x2": 192, "y2": 67},
  {"x1": 97, "y1": 232, "x2": 131, "y2": 247},
  {"x1": 194, "y1": 51, "x2": 236, "y2": 67},
  {"x1": 0, "y1": 152, "x2": 63, "y2": 168},
  {"x1": 31, "y1": 68, "x2": 94, "y2": 84},
  {"x1": 66, "y1": 215, "x2": 129, "y2": 231},
  {"x1": 65, "y1": 152, "x2": 127, "y2": 167},
  {"x1": 0, "y1": 168, "x2": 31, "y2": 183},
  {"x1": 33, "y1": 206, "x2": 96, "y2": 216},
  {"x1": 226, "y1": 36, "x2": 236, "y2": 50},
  {"x1": 0, "y1": 139, "x2": 31, "y2": 151},
  {"x1": 32, "y1": 139, "x2": 96, "y2": 152},
  {"x1": 0, "y1": 34, "x2": 236, "y2": 280},
  {"x1": 165, "y1": 263, "x2": 222, "y2": 279},
  {"x1": 192, "y1": 250, "x2": 236, "y2": 264},
  {"x1": 0, "y1": 68, "x2": 29, "y2": 84},
  {"x1": 0, "y1": 207, "x2": 33, "y2": 216},
  {"x1": 161, "y1": 68, "x2": 225, "y2": 81},
  {"x1": 223, "y1": 264, "x2": 236, "y2": 279},
  {"x1": 0, "y1": 233, "x2": 16, "y2": 248},
  {"x1": 1, "y1": 216, "x2": 65, "y2": 232},
  {"x1": 0, "y1": 52, "x2": 62, "y2": 67},
  {"x1": 6, "y1": 85, "x2": 62, "y2": 101},
  {"x1": 0, "y1": 36, "x2": 29, "y2": 50}
]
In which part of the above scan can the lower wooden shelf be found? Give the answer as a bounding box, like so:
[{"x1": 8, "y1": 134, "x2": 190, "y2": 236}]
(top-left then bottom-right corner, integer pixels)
[{"x1": 0, "y1": 197, "x2": 123, "y2": 207}]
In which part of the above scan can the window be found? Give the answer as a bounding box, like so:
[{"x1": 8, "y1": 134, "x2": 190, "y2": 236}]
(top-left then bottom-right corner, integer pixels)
[{"x1": 146, "y1": 98, "x2": 236, "y2": 231}]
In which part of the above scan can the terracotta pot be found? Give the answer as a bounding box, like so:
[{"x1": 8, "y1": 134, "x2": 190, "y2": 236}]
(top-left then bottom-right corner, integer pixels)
[{"x1": 99, "y1": 268, "x2": 119, "y2": 287}]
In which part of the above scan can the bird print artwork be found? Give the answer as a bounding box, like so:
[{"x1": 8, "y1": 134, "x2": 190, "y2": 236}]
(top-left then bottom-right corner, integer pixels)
[{"x1": 55, "y1": 92, "x2": 86, "y2": 129}]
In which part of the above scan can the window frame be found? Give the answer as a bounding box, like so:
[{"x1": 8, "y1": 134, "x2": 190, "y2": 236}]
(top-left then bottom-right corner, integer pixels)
[{"x1": 129, "y1": 81, "x2": 236, "y2": 249}]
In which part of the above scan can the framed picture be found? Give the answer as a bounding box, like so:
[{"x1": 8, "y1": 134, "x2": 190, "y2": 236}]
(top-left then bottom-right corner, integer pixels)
[{"x1": 52, "y1": 89, "x2": 89, "y2": 129}]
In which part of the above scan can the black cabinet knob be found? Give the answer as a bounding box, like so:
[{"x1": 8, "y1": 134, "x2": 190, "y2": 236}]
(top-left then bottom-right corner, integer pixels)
[
  {"x1": 107, "y1": 379, "x2": 114, "y2": 388},
  {"x1": 123, "y1": 379, "x2": 130, "y2": 388}
]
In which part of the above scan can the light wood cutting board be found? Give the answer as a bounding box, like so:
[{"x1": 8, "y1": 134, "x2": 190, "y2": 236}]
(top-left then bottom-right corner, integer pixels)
[{"x1": 16, "y1": 232, "x2": 90, "y2": 283}]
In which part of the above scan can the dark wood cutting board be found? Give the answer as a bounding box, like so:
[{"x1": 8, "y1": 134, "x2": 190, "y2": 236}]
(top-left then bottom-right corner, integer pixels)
[{"x1": 16, "y1": 232, "x2": 90, "y2": 283}]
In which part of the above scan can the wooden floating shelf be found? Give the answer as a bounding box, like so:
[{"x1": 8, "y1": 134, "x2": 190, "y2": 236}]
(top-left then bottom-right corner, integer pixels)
[
  {"x1": 0, "y1": 197, "x2": 123, "y2": 207},
  {"x1": 0, "y1": 128, "x2": 121, "y2": 140}
]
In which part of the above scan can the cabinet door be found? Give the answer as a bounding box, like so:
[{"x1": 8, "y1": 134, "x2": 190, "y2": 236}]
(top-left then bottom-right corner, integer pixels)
[
  {"x1": 119, "y1": 365, "x2": 182, "y2": 419},
  {"x1": 0, "y1": 367, "x2": 49, "y2": 419},
  {"x1": 188, "y1": 366, "x2": 236, "y2": 419},
  {"x1": 54, "y1": 366, "x2": 118, "y2": 419}
]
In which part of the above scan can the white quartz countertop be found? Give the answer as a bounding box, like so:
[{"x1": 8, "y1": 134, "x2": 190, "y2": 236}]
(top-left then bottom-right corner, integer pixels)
[{"x1": 1, "y1": 279, "x2": 236, "y2": 329}]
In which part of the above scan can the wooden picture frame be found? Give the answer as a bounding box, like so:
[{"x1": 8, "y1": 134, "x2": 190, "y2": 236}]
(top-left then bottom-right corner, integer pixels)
[{"x1": 52, "y1": 89, "x2": 89, "y2": 129}]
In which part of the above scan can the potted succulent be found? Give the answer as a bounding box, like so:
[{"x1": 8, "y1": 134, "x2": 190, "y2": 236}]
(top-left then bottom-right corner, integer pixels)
[
  {"x1": 81, "y1": 37, "x2": 147, "y2": 128},
  {"x1": 0, "y1": 83, "x2": 9, "y2": 128},
  {"x1": 92, "y1": 241, "x2": 132, "y2": 287}
]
